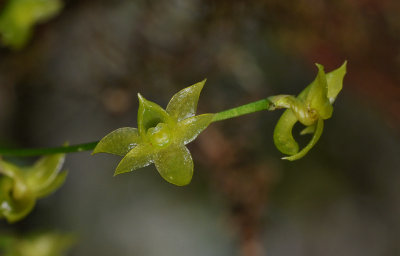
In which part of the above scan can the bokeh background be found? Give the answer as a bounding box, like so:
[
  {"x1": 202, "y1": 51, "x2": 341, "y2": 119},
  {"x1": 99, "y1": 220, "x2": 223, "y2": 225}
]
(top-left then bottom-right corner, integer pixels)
[{"x1": 1, "y1": 0, "x2": 400, "y2": 255}]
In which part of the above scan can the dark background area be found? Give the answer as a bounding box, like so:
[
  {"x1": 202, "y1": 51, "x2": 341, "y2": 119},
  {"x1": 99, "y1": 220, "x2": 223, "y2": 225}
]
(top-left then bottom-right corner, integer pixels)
[{"x1": 0, "y1": 0, "x2": 400, "y2": 255}]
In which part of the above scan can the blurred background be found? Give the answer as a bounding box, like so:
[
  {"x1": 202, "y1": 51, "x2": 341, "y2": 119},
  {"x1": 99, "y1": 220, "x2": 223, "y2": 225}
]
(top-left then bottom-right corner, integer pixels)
[{"x1": 0, "y1": 0, "x2": 400, "y2": 255}]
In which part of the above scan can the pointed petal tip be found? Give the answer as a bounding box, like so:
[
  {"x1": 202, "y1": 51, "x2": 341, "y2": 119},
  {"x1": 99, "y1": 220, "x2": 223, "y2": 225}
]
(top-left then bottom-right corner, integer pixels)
[
  {"x1": 195, "y1": 79, "x2": 207, "y2": 90},
  {"x1": 114, "y1": 164, "x2": 130, "y2": 176},
  {"x1": 315, "y1": 63, "x2": 325, "y2": 71},
  {"x1": 340, "y1": 60, "x2": 348, "y2": 72},
  {"x1": 91, "y1": 148, "x2": 99, "y2": 155},
  {"x1": 113, "y1": 168, "x2": 128, "y2": 176},
  {"x1": 281, "y1": 156, "x2": 295, "y2": 161}
]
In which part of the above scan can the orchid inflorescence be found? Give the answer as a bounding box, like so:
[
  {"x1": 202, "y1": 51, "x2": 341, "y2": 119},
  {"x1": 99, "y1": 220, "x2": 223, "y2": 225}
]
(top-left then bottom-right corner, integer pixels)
[
  {"x1": 0, "y1": 62, "x2": 346, "y2": 223},
  {"x1": 93, "y1": 62, "x2": 346, "y2": 184}
]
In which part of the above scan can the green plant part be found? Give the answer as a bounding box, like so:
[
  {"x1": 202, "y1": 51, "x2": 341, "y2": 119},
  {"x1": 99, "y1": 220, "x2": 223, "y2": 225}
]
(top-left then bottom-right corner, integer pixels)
[
  {"x1": 0, "y1": 232, "x2": 75, "y2": 256},
  {"x1": 0, "y1": 0, "x2": 63, "y2": 49},
  {"x1": 0, "y1": 61, "x2": 347, "y2": 188},
  {"x1": 268, "y1": 61, "x2": 347, "y2": 160},
  {"x1": 93, "y1": 80, "x2": 214, "y2": 186},
  {"x1": 0, "y1": 154, "x2": 67, "y2": 222}
]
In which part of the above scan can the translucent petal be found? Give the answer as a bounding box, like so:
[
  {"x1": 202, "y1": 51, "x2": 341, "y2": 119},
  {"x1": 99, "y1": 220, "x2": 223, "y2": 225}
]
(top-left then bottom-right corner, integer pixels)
[
  {"x1": 25, "y1": 154, "x2": 65, "y2": 192},
  {"x1": 166, "y1": 79, "x2": 206, "y2": 121},
  {"x1": 137, "y1": 94, "x2": 171, "y2": 136},
  {"x1": 92, "y1": 127, "x2": 140, "y2": 156},
  {"x1": 114, "y1": 143, "x2": 154, "y2": 176},
  {"x1": 36, "y1": 171, "x2": 68, "y2": 198},
  {"x1": 154, "y1": 144, "x2": 193, "y2": 186},
  {"x1": 273, "y1": 109, "x2": 300, "y2": 155},
  {"x1": 305, "y1": 64, "x2": 333, "y2": 119},
  {"x1": 283, "y1": 119, "x2": 324, "y2": 161},
  {"x1": 326, "y1": 61, "x2": 347, "y2": 103},
  {"x1": 176, "y1": 114, "x2": 214, "y2": 144}
]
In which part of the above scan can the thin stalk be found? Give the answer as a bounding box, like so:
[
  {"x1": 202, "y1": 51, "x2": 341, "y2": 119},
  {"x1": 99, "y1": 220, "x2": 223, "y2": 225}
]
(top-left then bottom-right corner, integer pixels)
[
  {"x1": 0, "y1": 142, "x2": 98, "y2": 157},
  {"x1": 0, "y1": 98, "x2": 273, "y2": 156},
  {"x1": 212, "y1": 98, "x2": 272, "y2": 122}
]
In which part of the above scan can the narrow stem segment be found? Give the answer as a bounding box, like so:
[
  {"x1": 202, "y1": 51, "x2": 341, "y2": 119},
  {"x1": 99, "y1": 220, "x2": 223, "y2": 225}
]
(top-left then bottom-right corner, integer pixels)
[
  {"x1": 0, "y1": 142, "x2": 98, "y2": 157},
  {"x1": 0, "y1": 98, "x2": 273, "y2": 156},
  {"x1": 212, "y1": 98, "x2": 272, "y2": 122}
]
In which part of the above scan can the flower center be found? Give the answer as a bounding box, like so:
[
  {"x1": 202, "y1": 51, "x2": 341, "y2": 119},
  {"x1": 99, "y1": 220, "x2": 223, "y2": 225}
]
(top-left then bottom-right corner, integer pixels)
[{"x1": 147, "y1": 123, "x2": 171, "y2": 147}]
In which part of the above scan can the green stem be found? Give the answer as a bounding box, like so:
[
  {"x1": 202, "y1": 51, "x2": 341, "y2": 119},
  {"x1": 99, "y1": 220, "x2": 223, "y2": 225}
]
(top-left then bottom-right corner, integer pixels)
[
  {"x1": 0, "y1": 98, "x2": 273, "y2": 156},
  {"x1": 212, "y1": 98, "x2": 272, "y2": 122},
  {"x1": 0, "y1": 142, "x2": 98, "y2": 157}
]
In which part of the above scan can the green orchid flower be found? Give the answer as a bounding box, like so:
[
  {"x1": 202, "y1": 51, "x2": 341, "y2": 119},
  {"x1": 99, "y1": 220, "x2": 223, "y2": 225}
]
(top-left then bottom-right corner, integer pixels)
[
  {"x1": 93, "y1": 80, "x2": 214, "y2": 186},
  {"x1": 0, "y1": 154, "x2": 67, "y2": 223},
  {"x1": 268, "y1": 61, "x2": 347, "y2": 161},
  {"x1": 0, "y1": 0, "x2": 63, "y2": 49}
]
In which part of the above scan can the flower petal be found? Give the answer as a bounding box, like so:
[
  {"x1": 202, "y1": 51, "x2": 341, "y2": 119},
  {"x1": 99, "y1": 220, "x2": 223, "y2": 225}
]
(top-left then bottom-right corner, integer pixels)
[
  {"x1": 35, "y1": 170, "x2": 68, "y2": 198},
  {"x1": 25, "y1": 153, "x2": 65, "y2": 192},
  {"x1": 137, "y1": 94, "x2": 171, "y2": 136},
  {"x1": 166, "y1": 79, "x2": 206, "y2": 121},
  {"x1": 154, "y1": 144, "x2": 193, "y2": 186},
  {"x1": 92, "y1": 127, "x2": 140, "y2": 156},
  {"x1": 273, "y1": 109, "x2": 300, "y2": 155},
  {"x1": 304, "y1": 64, "x2": 333, "y2": 119},
  {"x1": 326, "y1": 61, "x2": 347, "y2": 104},
  {"x1": 176, "y1": 114, "x2": 214, "y2": 144},
  {"x1": 283, "y1": 118, "x2": 324, "y2": 161},
  {"x1": 114, "y1": 143, "x2": 154, "y2": 176}
]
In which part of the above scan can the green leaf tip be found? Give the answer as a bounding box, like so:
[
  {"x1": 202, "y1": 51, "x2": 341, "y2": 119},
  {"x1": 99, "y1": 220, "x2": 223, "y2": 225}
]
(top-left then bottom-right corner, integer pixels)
[
  {"x1": 94, "y1": 80, "x2": 213, "y2": 186},
  {"x1": 272, "y1": 61, "x2": 347, "y2": 160},
  {"x1": 0, "y1": 153, "x2": 67, "y2": 223}
]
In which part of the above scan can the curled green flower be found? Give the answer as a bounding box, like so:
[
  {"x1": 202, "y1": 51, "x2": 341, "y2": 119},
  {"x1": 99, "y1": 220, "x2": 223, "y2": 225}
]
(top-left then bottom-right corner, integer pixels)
[
  {"x1": 0, "y1": 0, "x2": 63, "y2": 49},
  {"x1": 0, "y1": 154, "x2": 67, "y2": 223},
  {"x1": 268, "y1": 61, "x2": 347, "y2": 161},
  {"x1": 93, "y1": 80, "x2": 214, "y2": 186}
]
